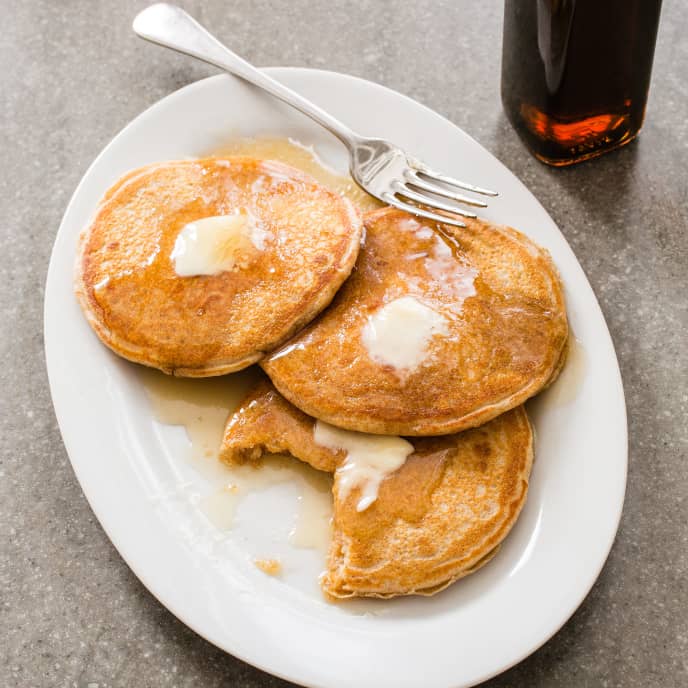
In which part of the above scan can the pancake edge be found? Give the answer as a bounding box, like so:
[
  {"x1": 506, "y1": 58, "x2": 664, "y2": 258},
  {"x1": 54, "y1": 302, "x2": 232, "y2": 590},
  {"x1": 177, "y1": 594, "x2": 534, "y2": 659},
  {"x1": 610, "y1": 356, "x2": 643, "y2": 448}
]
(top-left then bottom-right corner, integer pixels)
[
  {"x1": 263, "y1": 209, "x2": 569, "y2": 434},
  {"x1": 321, "y1": 405, "x2": 534, "y2": 598},
  {"x1": 74, "y1": 158, "x2": 364, "y2": 377}
]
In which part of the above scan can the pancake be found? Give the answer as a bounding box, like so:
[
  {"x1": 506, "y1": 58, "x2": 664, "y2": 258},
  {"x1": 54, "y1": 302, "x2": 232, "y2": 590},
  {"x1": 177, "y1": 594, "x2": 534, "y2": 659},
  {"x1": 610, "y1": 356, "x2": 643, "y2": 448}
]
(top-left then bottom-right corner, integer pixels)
[
  {"x1": 222, "y1": 377, "x2": 339, "y2": 472},
  {"x1": 220, "y1": 379, "x2": 533, "y2": 598},
  {"x1": 262, "y1": 207, "x2": 568, "y2": 435},
  {"x1": 75, "y1": 157, "x2": 362, "y2": 376}
]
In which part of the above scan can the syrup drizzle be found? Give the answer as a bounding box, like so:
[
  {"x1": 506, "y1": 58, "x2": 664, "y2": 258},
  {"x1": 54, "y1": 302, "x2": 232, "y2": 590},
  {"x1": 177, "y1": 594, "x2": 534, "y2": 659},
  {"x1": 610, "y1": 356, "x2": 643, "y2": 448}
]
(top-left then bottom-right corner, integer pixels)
[{"x1": 211, "y1": 136, "x2": 381, "y2": 213}]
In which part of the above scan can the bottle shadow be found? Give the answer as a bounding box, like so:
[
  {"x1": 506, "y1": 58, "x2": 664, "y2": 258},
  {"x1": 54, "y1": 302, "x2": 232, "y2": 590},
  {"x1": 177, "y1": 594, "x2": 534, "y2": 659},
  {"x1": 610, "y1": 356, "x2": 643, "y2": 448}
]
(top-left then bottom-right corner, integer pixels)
[{"x1": 489, "y1": 111, "x2": 643, "y2": 247}]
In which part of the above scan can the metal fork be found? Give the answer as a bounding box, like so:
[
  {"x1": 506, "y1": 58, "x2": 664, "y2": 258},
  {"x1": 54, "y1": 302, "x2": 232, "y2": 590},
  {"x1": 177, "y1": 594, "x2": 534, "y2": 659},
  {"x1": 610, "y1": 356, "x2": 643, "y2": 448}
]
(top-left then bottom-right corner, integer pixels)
[{"x1": 133, "y1": 3, "x2": 497, "y2": 227}]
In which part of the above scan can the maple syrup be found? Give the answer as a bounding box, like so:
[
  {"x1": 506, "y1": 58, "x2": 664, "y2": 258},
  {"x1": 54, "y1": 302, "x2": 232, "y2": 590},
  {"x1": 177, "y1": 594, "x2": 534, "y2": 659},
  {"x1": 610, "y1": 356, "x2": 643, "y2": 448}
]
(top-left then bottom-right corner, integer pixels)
[
  {"x1": 212, "y1": 136, "x2": 380, "y2": 211},
  {"x1": 501, "y1": 0, "x2": 662, "y2": 165},
  {"x1": 139, "y1": 367, "x2": 333, "y2": 554}
]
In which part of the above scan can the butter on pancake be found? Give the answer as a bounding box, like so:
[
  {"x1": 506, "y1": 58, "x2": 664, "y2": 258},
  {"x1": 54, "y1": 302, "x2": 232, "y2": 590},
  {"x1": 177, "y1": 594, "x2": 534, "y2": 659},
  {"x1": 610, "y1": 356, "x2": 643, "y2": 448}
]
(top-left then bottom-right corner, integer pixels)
[
  {"x1": 360, "y1": 295, "x2": 449, "y2": 380},
  {"x1": 75, "y1": 157, "x2": 362, "y2": 376},
  {"x1": 262, "y1": 207, "x2": 568, "y2": 435},
  {"x1": 220, "y1": 379, "x2": 533, "y2": 598},
  {"x1": 171, "y1": 211, "x2": 267, "y2": 277},
  {"x1": 313, "y1": 420, "x2": 413, "y2": 513}
]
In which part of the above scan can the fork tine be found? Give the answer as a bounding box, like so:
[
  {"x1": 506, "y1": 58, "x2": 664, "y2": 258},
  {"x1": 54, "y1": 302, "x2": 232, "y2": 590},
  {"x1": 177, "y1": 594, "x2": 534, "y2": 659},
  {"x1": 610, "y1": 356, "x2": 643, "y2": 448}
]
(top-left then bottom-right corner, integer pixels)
[
  {"x1": 393, "y1": 184, "x2": 478, "y2": 219},
  {"x1": 411, "y1": 161, "x2": 498, "y2": 197},
  {"x1": 381, "y1": 193, "x2": 467, "y2": 228},
  {"x1": 403, "y1": 171, "x2": 488, "y2": 208}
]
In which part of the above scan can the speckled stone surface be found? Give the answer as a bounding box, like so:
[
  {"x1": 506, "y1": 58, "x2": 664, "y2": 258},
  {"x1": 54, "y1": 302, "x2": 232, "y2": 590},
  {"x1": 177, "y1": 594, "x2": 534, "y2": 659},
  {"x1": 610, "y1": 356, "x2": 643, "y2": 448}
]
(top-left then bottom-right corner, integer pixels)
[{"x1": 2, "y1": 1, "x2": 687, "y2": 687}]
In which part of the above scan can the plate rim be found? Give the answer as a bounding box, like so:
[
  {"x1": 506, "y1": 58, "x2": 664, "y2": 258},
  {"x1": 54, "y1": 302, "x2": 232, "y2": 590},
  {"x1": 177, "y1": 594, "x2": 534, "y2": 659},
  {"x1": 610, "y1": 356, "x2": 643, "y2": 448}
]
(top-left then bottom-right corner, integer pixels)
[{"x1": 44, "y1": 67, "x2": 628, "y2": 688}]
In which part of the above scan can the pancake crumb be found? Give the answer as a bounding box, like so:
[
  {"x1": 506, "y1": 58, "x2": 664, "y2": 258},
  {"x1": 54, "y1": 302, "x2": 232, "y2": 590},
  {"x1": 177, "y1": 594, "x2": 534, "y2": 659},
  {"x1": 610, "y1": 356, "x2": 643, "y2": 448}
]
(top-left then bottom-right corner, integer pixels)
[{"x1": 254, "y1": 558, "x2": 282, "y2": 576}]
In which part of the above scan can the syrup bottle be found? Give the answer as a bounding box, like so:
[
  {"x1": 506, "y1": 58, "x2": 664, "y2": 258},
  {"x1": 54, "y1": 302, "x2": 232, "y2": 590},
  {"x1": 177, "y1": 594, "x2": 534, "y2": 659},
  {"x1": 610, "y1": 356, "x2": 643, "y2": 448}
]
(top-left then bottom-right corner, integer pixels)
[{"x1": 501, "y1": 0, "x2": 662, "y2": 166}]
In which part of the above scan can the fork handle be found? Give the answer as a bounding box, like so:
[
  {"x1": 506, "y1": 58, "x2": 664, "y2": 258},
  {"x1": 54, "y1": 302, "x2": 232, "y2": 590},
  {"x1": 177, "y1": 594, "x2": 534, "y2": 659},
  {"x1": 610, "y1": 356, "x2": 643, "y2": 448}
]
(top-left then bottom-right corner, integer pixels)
[{"x1": 133, "y1": 3, "x2": 360, "y2": 148}]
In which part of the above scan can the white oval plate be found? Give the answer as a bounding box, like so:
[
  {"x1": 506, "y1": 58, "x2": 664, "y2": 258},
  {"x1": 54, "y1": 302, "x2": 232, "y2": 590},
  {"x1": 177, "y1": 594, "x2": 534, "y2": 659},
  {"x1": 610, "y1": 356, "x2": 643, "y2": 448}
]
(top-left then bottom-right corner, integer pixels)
[{"x1": 45, "y1": 69, "x2": 627, "y2": 688}]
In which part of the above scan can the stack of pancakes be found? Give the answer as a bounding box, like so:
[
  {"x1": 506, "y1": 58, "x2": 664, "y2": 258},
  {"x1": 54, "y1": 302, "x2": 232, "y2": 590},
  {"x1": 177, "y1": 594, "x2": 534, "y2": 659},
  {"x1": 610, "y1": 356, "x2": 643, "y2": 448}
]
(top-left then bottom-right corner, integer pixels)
[{"x1": 76, "y1": 155, "x2": 568, "y2": 599}]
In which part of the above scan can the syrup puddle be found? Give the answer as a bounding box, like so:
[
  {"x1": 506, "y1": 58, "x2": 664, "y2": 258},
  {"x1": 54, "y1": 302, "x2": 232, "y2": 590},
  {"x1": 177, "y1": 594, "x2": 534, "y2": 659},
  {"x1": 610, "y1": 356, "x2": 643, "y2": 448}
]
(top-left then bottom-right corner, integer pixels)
[
  {"x1": 138, "y1": 366, "x2": 333, "y2": 553},
  {"x1": 212, "y1": 136, "x2": 381, "y2": 213},
  {"x1": 198, "y1": 454, "x2": 332, "y2": 550},
  {"x1": 540, "y1": 335, "x2": 587, "y2": 407}
]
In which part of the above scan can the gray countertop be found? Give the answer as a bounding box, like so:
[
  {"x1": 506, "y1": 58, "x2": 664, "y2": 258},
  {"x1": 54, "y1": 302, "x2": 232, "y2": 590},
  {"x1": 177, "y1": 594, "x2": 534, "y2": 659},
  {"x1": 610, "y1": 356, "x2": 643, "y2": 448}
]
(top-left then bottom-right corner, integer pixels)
[{"x1": 2, "y1": 1, "x2": 686, "y2": 686}]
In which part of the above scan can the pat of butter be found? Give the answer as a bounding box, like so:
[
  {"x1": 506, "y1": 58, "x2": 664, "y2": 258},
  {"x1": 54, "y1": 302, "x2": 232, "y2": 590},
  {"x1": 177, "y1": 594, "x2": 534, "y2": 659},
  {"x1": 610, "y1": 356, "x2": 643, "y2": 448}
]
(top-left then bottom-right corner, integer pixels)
[
  {"x1": 171, "y1": 212, "x2": 266, "y2": 277},
  {"x1": 361, "y1": 296, "x2": 449, "y2": 375},
  {"x1": 314, "y1": 421, "x2": 413, "y2": 512}
]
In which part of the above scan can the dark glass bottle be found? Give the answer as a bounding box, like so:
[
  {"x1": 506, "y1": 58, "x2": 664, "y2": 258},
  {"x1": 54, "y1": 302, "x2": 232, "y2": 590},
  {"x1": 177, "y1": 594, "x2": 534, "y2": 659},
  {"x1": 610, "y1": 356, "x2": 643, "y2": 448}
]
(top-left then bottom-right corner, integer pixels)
[{"x1": 501, "y1": 0, "x2": 662, "y2": 166}]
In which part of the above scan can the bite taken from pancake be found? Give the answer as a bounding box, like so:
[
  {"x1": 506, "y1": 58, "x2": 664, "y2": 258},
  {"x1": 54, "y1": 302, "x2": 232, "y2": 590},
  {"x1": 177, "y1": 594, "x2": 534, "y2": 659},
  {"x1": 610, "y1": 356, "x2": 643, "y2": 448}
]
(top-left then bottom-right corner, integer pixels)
[
  {"x1": 262, "y1": 207, "x2": 568, "y2": 435},
  {"x1": 75, "y1": 157, "x2": 362, "y2": 376},
  {"x1": 220, "y1": 378, "x2": 533, "y2": 599}
]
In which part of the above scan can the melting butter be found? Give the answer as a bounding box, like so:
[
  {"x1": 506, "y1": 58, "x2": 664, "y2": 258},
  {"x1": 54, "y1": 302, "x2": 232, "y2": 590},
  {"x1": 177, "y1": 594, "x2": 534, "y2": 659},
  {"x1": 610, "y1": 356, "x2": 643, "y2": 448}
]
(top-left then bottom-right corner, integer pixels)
[
  {"x1": 425, "y1": 237, "x2": 478, "y2": 305},
  {"x1": 313, "y1": 421, "x2": 413, "y2": 512},
  {"x1": 401, "y1": 217, "x2": 478, "y2": 309},
  {"x1": 361, "y1": 296, "x2": 449, "y2": 376},
  {"x1": 171, "y1": 211, "x2": 266, "y2": 277}
]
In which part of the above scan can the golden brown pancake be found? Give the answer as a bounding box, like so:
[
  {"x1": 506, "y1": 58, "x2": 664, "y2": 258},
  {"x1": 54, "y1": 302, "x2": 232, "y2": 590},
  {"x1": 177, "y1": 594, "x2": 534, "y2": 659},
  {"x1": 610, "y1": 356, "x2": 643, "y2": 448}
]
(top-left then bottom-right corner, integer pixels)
[
  {"x1": 262, "y1": 207, "x2": 568, "y2": 435},
  {"x1": 75, "y1": 157, "x2": 362, "y2": 376},
  {"x1": 222, "y1": 377, "x2": 339, "y2": 472},
  {"x1": 220, "y1": 379, "x2": 533, "y2": 598}
]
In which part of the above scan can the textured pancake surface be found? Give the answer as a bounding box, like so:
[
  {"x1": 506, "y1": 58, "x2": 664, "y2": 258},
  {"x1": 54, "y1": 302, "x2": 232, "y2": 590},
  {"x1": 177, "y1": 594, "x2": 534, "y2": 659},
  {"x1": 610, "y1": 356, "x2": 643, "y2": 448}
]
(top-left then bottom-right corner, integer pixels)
[
  {"x1": 75, "y1": 157, "x2": 363, "y2": 376},
  {"x1": 262, "y1": 207, "x2": 568, "y2": 434},
  {"x1": 221, "y1": 377, "x2": 339, "y2": 472},
  {"x1": 220, "y1": 379, "x2": 533, "y2": 598}
]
